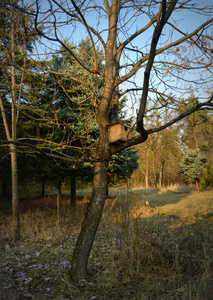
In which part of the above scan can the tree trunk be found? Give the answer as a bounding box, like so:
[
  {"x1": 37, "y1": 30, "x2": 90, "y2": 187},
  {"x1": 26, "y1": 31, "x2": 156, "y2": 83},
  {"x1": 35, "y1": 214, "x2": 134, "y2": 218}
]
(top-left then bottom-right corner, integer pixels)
[
  {"x1": 145, "y1": 169, "x2": 149, "y2": 189},
  {"x1": 145, "y1": 151, "x2": 149, "y2": 188},
  {"x1": 193, "y1": 124, "x2": 199, "y2": 150},
  {"x1": 71, "y1": 160, "x2": 109, "y2": 279},
  {"x1": 109, "y1": 92, "x2": 119, "y2": 123},
  {"x1": 70, "y1": 173, "x2": 76, "y2": 208},
  {"x1": 159, "y1": 162, "x2": 165, "y2": 188},
  {"x1": 70, "y1": 0, "x2": 117, "y2": 280},
  {"x1": 10, "y1": 7, "x2": 20, "y2": 242},
  {"x1": 10, "y1": 143, "x2": 20, "y2": 242},
  {"x1": 105, "y1": 175, "x2": 110, "y2": 198},
  {"x1": 196, "y1": 181, "x2": 200, "y2": 191}
]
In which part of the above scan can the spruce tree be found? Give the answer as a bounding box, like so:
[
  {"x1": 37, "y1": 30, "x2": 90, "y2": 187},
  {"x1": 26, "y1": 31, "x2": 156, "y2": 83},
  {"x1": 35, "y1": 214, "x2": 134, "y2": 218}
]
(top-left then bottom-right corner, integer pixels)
[{"x1": 178, "y1": 149, "x2": 207, "y2": 188}]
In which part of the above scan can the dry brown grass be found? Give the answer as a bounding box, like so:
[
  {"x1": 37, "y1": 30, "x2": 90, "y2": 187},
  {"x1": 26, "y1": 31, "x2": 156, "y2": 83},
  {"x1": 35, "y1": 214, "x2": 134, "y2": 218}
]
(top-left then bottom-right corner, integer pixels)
[{"x1": 0, "y1": 189, "x2": 212, "y2": 299}]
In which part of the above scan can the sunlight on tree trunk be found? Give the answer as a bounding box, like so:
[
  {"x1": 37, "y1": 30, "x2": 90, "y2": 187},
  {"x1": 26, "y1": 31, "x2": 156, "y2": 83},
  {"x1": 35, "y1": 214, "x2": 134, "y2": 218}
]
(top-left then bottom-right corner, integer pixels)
[
  {"x1": 10, "y1": 143, "x2": 20, "y2": 242},
  {"x1": 10, "y1": 4, "x2": 20, "y2": 242},
  {"x1": 193, "y1": 125, "x2": 199, "y2": 150}
]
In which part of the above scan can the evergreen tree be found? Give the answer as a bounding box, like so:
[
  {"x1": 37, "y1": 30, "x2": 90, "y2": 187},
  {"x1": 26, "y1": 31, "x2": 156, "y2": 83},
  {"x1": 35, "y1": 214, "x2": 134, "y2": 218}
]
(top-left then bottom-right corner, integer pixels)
[
  {"x1": 200, "y1": 162, "x2": 213, "y2": 189},
  {"x1": 19, "y1": 39, "x2": 139, "y2": 204},
  {"x1": 178, "y1": 149, "x2": 207, "y2": 188},
  {"x1": 109, "y1": 149, "x2": 138, "y2": 185}
]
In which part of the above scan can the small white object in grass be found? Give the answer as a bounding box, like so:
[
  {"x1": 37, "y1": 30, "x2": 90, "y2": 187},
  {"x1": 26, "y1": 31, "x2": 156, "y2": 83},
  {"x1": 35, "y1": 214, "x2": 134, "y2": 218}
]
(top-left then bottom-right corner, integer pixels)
[{"x1": 36, "y1": 251, "x2": 41, "y2": 257}]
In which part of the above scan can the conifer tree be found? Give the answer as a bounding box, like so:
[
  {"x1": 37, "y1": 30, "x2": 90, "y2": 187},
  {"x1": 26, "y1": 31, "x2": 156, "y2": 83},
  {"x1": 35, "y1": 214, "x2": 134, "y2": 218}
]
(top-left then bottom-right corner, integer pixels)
[{"x1": 178, "y1": 149, "x2": 207, "y2": 189}]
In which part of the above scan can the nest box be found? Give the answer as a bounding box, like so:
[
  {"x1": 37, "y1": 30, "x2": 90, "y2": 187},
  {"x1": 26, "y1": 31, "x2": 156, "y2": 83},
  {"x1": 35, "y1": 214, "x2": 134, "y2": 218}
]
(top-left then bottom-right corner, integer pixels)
[{"x1": 108, "y1": 121, "x2": 132, "y2": 143}]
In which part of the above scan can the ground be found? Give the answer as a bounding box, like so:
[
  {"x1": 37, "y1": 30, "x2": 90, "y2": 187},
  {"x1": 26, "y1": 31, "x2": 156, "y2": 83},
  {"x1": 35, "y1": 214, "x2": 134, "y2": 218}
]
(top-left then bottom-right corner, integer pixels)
[{"x1": 0, "y1": 188, "x2": 213, "y2": 299}]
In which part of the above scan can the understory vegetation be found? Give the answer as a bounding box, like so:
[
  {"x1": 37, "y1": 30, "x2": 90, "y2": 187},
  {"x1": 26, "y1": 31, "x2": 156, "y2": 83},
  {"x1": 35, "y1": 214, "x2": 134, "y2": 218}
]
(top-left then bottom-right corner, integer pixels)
[{"x1": 0, "y1": 187, "x2": 212, "y2": 299}]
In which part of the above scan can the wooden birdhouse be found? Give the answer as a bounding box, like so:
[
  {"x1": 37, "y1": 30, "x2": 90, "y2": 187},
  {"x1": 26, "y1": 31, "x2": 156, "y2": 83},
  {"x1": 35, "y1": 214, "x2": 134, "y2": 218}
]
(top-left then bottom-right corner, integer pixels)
[{"x1": 108, "y1": 121, "x2": 133, "y2": 143}]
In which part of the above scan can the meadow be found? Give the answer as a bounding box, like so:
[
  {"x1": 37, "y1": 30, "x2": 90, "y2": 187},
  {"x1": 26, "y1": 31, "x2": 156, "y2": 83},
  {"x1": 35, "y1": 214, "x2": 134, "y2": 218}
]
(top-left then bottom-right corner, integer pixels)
[{"x1": 0, "y1": 187, "x2": 212, "y2": 299}]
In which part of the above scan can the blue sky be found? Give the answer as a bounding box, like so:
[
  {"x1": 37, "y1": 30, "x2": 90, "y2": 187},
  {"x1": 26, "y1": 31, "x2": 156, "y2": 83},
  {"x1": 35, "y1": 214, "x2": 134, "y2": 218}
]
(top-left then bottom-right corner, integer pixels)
[{"x1": 31, "y1": 0, "x2": 212, "y2": 119}]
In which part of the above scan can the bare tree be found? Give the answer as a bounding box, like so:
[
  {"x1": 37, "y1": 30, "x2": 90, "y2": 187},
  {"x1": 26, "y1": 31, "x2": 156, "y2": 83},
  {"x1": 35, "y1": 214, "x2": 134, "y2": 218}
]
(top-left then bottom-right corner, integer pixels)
[{"x1": 9, "y1": 0, "x2": 213, "y2": 278}]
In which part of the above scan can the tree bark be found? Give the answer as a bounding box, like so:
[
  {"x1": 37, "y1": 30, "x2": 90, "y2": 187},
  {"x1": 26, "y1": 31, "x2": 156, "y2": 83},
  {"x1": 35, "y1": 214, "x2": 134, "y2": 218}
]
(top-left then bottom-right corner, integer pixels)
[
  {"x1": 106, "y1": 176, "x2": 109, "y2": 198},
  {"x1": 109, "y1": 92, "x2": 119, "y2": 123},
  {"x1": 71, "y1": 160, "x2": 109, "y2": 279},
  {"x1": 10, "y1": 143, "x2": 20, "y2": 242},
  {"x1": 145, "y1": 169, "x2": 149, "y2": 189},
  {"x1": 159, "y1": 161, "x2": 165, "y2": 188},
  {"x1": 10, "y1": 5, "x2": 20, "y2": 242},
  {"x1": 192, "y1": 124, "x2": 199, "y2": 150},
  {"x1": 145, "y1": 150, "x2": 149, "y2": 188},
  {"x1": 70, "y1": 0, "x2": 118, "y2": 280}
]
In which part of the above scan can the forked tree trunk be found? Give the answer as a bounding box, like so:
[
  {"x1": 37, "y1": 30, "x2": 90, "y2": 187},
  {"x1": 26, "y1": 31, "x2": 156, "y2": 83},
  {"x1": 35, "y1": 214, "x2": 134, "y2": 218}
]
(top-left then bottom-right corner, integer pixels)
[
  {"x1": 71, "y1": 160, "x2": 109, "y2": 279},
  {"x1": 70, "y1": 0, "x2": 117, "y2": 280}
]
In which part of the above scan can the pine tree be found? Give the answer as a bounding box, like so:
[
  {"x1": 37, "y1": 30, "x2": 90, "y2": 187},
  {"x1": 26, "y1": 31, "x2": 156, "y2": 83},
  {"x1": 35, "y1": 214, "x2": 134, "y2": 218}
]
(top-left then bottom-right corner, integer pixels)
[
  {"x1": 200, "y1": 162, "x2": 213, "y2": 189},
  {"x1": 178, "y1": 149, "x2": 207, "y2": 189}
]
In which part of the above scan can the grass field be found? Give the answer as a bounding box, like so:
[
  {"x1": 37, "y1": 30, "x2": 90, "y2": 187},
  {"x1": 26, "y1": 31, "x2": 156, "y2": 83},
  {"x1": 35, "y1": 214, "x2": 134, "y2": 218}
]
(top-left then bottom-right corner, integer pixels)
[{"x1": 0, "y1": 187, "x2": 213, "y2": 299}]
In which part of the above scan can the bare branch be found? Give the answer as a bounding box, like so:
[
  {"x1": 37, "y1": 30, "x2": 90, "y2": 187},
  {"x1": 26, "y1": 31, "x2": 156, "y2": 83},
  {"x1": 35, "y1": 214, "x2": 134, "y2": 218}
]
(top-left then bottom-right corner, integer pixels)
[
  {"x1": 116, "y1": 17, "x2": 213, "y2": 87},
  {"x1": 0, "y1": 140, "x2": 105, "y2": 163},
  {"x1": 148, "y1": 96, "x2": 213, "y2": 134},
  {"x1": 111, "y1": 96, "x2": 213, "y2": 154},
  {"x1": 34, "y1": 0, "x2": 100, "y2": 75}
]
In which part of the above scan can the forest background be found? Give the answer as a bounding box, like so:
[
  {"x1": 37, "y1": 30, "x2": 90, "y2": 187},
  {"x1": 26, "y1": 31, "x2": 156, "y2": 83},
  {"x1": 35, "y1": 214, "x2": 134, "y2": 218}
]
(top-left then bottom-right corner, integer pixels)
[
  {"x1": 0, "y1": 0, "x2": 212, "y2": 202},
  {"x1": 0, "y1": 0, "x2": 213, "y2": 283}
]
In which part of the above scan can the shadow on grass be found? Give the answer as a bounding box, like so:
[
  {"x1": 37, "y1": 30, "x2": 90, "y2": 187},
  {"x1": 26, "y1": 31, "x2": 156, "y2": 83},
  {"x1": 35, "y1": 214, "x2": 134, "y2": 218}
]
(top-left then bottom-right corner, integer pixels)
[
  {"x1": 108, "y1": 187, "x2": 191, "y2": 208},
  {"x1": 15, "y1": 187, "x2": 192, "y2": 215}
]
